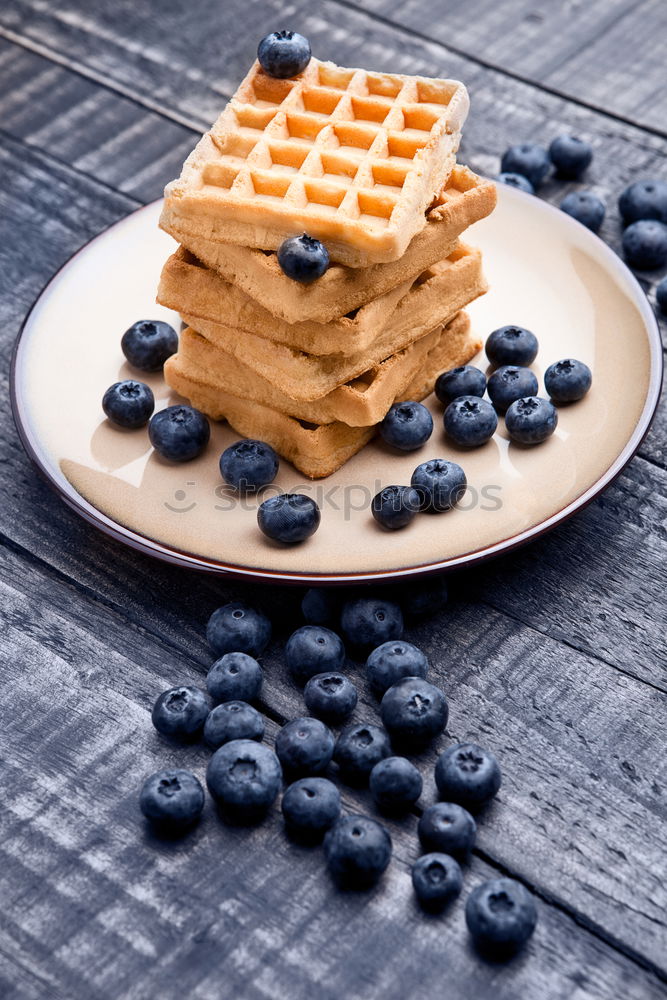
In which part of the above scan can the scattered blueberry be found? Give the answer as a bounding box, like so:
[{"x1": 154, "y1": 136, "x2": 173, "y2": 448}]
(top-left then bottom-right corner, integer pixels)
[
  {"x1": 486, "y1": 325, "x2": 538, "y2": 367},
  {"x1": 466, "y1": 878, "x2": 538, "y2": 953},
  {"x1": 412, "y1": 853, "x2": 463, "y2": 911},
  {"x1": 366, "y1": 640, "x2": 429, "y2": 697},
  {"x1": 622, "y1": 219, "x2": 667, "y2": 270},
  {"x1": 487, "y1": 366, "x2": 539, "y2": 413},
  {"x1": 544, "y1": 358, "x2": 592, "y2": 403},
  {"x1": 369, "y1": 756, "x2": 423, "y2": 812},
  {"x1": 435, "y1": 365, "x2": 486, "y2": 406},
  {"x1": 505, "y1": 396, "x2": 558, "y2": 445},
  {"x1": 548, "y1": 135, "x2": 593, "y2": 179},
  {"x1": 618, "y1": 179, "x2": 667, "y2": 225},
  {"x1": 257, "y1": 493, "x2": 321, "y2": 544},
  {"x1": 340, "y1": 598, "x2": 403, "y2": 651},
  {"x1": 102, "y1": 380, "x2": 154, "y2": 429},
  {"x1": 393, "y1": 576, "x2": 448, "y2": 619},
  {"x1": 410, "y1": 459, "x2": 467, "y2": 512},
  {"x1": 285, "y1": 625, "x2": 345, "y2": 685},
  {"x1": 149, "y1": 405, "x2": 210, "y2": 462},
  {"x1": 435, "y1": 743, "x2": 502, "y2": 808},
  {"x1": 444, "y1": 396, "x2": 498, "y2": 447},
  {"x1": 380, "y1": 677, "x2": 448, "y2": 748},
  {"x1": 323, "y1": 814, "x2": 392, "y2": 887},
  {"x1": 281, "y1": 777, "x2": 341, "y2": 841},
  {"x1": 379, "y1": 401, "x2": 433, "y2": 451},
  {"x1": 371, "y1": 485, "x2": 421, "y2": 531},
  {"x1": 275, "y1": 717, "x2": 335, "y2": 777},
  {"x1": 203, "y1": 701, "x2": 265, "y2": 749},
  {"x1": 496, "y1": 172, "x2": 534, "y2": 195},
  {"x1": 206, "y1": 651, "x2": 263, "y2": 704},
  {"x1": 121, "y1": 319, "x2": 178, "y2": 372},
  {"x1": 560, "y1": 190, "x2": 605, "y2": 232},
  {"x1": 278, "y1": 234, "x2": 329, "y2": 283},
  {"x1": 207, "y1": 603, "x2": 272, "y2": 658},
  {"x1": 656, "y1": 276, "x2": 667, "y2": 315},
  {"x1": 206, "y1": 739, "x2": 282, "y2": 819},
  {"x1": 334, "y1": 723, "x2": 391, "y2": 784},
  {"x1": 151, "y1": 686, "x2": 209, "y2": 741},
  {"x1": 220, "y1": 439, "x2": 279, "y2": 492},
  {"x1": 500, "y1": 144, "x2": 550, "y2": 189},
  {"x1": 304, "y1": 673, "x2": 358, "y2": 725},
  {"x1": 301, "y1": 588, "x2": 341, "y2": 627},
  {"x1": 418, "y1": 801, "x2": 477, "y2": 857},
  {"x1": 139, "y1": 769, "x2": 205, "y2": 829},
  {"x1": 257, "y1": 30, "x2": 311, "y2": 79}
]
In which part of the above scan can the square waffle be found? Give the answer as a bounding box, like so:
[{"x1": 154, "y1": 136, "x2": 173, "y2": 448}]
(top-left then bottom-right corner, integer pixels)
[{"x1": 160, "y1": 58, "x2": 469, "y2": 267}]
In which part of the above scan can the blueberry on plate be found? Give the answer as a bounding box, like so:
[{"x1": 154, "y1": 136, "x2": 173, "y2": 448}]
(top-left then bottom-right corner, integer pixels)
[
  {"x1": 444, "y1": 396, "x2": 498, "y2": 447},
  {"x1": 380, "y1": 676, "x2": 448, "y2": 748},
  {"x1": 206, "y1": 739, "x2": 282, "y2": 820},
  {"x1": 618, "y1": 179, "x2": 667, "y2": 225},
  {"x1": 334, "y1": 723, "x2": 391, "y2": 784},
  {"x1": 435, "y1": 365, "x2": 486, "y2": 407},
  {"x1": 286, "y1": 625, "x2": 345, "y2": 685},
  {"x1": 622, "y1": 219, "x2": 667, "y2": 270},
  {"x1": 496, "y1": 172, "x2": 534, "y2": 195},
  {"x1": 275, "y1": 717, "x2": 335, "y2": 777},
  {"x1": 301, "y1": 587, "x2": 341, "y2": 628},
  {"x1": 139, "y1": 769, "x2": 205, "y2": 830},
  {"x1": 410, "y1": 459, "x2": 466, "y2": 512},
  {"x1": 500, "y1": 143, "x2": 550, "y2": 189},
  {"x1": 548, "y1": 135, "x2": 593, "y2": 179},
  {"x1": 258, "y1": 493, "x2": 321, "y2": 544},
  {"x1": 656, "y1": 276, "x2": 667, "y2": 315},
  {"x1": 371, "y1": 485, "x2": 421, "y2": 531},
  {"x1": 486, "y1": 325, "x2": 538, "y2": 367},
  {"x1": 418, "y1": 801, "x2": 477, "y2": 857},
  {"x1": 207, "y1": 603, "x2": 272, "y2": 658},
  {"x1": 379, "y1": 401, "x2": 433, "y2": 451},
  {"x1": 206, "y1": 651, "x2": 263, "y2": 704},
  {"x1": 505, "y1": 396, "x2": 558, "y2": 445},
  {"x1": 340, "y1": 597, "x2": 403, "y2": 651},
  {"x1": 220, "y1": 439, "x2": 279, "y2": 492},
  {"x1": 257, "y1": 30, "x2": 311, "y2": 79},
  {"x1": 435, "y1": 742, "x2": 502, "y2": 808},
  {"x1": 149, "y1": 405, "x2": 210, "y2": 462},
  {"x1": 324, "y1": 814, "x2": 392, "y2": 887},
  {"x1": 151, "y1": 686, "x2": 209, "y2": 741},
  {"x1": 487, "y1": 366, "x2": 538, "y2": 413},
  {"x1": 102, "y1": 380, "x2": 154, "y2": 429},
  {"x1": 121, "y1": 319, "x2": 178, "y2": 372},
  {"x1": 466, "y1": 878, "x2": 538, "y2": 954},
  {"x1": 369, "y1": 756, "x2": 422, "y2": 812},
  {"x1": 412, "y1": 853, "x2": 463, "y2": 911},
  {"x1": 203, "y1": 701, "x2": 265, "y2": 749},
  {"x1": 544, "y1": 358, "x2": 592, "y2": 403},
  {"x1": 304, "y1": 672, "x2": 358, "y2": 725},
  {"x1": 366, "y1": 640, "x2": 429, "y2": 698},
  {"x1": 278, "y1": 234, "x2": 329, "y2": 283},
  {"x1": 560, "y1": 190, "x2": 605, "y2": 232},
  {"x1": 281, "y1": 777, "x2": 341, "y2": 841}
]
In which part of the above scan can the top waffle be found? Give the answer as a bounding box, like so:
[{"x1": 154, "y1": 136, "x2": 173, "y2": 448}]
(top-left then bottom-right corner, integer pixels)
[{"x1": 161, "y1": 58, "x2": 469, "y2": 267}]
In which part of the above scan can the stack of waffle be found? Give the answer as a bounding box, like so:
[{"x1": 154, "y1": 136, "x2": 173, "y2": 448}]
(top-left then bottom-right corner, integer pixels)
[{"x1": 158, "y1": 57, "x2": 496, "y2": 478}]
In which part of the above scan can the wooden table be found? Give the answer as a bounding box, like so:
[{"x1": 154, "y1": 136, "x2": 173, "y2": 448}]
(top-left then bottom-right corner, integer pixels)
[{"x1": 1, "y1": 2, "x2": 666, "y2": 997}]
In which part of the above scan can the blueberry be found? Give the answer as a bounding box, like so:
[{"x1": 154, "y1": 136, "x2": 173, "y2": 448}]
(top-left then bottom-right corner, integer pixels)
[
  {"x1": 151, "y1": 686, "x2": 209, "y2": 741},
  {"x1": 369, "y1": 756, "x2": 422, "y2": 812},
  {"x1": 496, "y1": 172, "x2": 534, "y2": 194},
  {"x1": 418, "y1": 801, "x2": 477, "y2": 856},
  {"x1": 278, "y1": 234, "x2": 329, "y2": 283},
  {"x1": 371, "y1": 485, "x2": 421, "y2": 531},
  {"x1": 206, "y1": 739, "x2": 282, "y2": 819},
  {"x1": 394, "y1": 576, "x2": 448, "y2": 619},
  {"x1": 618, "y1": 179, "x2": 667, "y2": 225},
  {"x1": 486, "y1": 325, "x2": 538, "y2": 366},
  {"x1": 301, "y1": 587, "x2": 341, "y2": 627},
  {"x1": 334, "y1": 723, "x2": 391, "y2": 784},
  {"x1": 121, "y1": 319, "x2": 178, "y2": 372},
  {"x1": 366, "y1": 640, "x2": 429, "y2": 697},
  {"x1": 379, "y1": 401, "x2": 433, "y2": 451},
  {"x1": 203, "y1": 701, "x2": 265, "y2": 749},
  {"x1": 435, "y1": 743, "x2": 502, "y2": 808},
  {"x1": 139, "y1": 769, "x2": 205, "y2": 829},
  {"x1": 657, "y1": 276, "x2": 667, "y2": 315},
  {"x1": 281, "y1": 777, "x2": 341, "y2": 841},
  {"x1": 622, "y1": 220, "x2": 667, "y2": 270},
  {"x1": 257, "y1": 493, "x2": 321, "y2": 544},
  {"x1": 220, "y1": 439, "x2": 279, "y2": 492},
  {"x1": 548, "y1": 135, "x2": 593, "y2": 179},
  {"x1": 466, "y1": 878, "x2": 538, "y2": 953},
  {"x1": 323, "y1": 814, "x2": 392, "y2": 887},
  {"x1": 304, "y1": 673, "x2": 358, "y2": 724},
  {"x1": 560, "y1": 190, "x2": 605, "y2": 232},
  {"x1": 505, "y1": 396, "x2": 558, "y2": 445},
  {"x1": 544, "y1": 358, "x2": 592, "y2": 403},
  {"x1": 380, "y1": 677, "x2": 448, "y2": 748},
  {"x1": 149, "y1": 405, "x2": 210, "y2": 462},
  {"x1": 285, "y1": 625, "x2": 345, "y2": 685},
  {"x1": 500, "y1": 143, "x2": 550, "y2": 189},
  {"x1": 487, "y1": 366, "x2": 538, "y2": 413},
  {"x1": 340, "y1": 598, "x2": 403, "y2": 651},
  {"x1": 102, "y1": 380, "x2": 154, "y2": 429},
  {"x1": 257, "y1": 30, "x2": 311, "y2": 79},
  {"x1": 207, "y1": 603, "x2": 272, "y2": 658},
  {"x1": 435, "y1": 365, "x2": 486, "y2": 407},
  {"x1": 412, "y1": 853, "x2": 463, "y2": 911},
  {"x1": 275, "y1": 717, "x2": 335, "y2": 777},
  {"x1": 206, "y1": 651, "x2": 263, "y2": 704},
  {"x1": 444, "y1": 396, "x2": 498, "y2": 447},
  {"x1": 410, "y1": 459, "x2": 466, "y2": 512}
]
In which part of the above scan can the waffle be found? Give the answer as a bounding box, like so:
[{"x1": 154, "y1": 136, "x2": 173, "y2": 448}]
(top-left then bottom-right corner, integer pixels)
[
  {"x1": 161, "y1": 58, "x2": 469, "y2": 267},
  {"x1": 160, "y1": 165, "x2": 495, "y2": 324}
]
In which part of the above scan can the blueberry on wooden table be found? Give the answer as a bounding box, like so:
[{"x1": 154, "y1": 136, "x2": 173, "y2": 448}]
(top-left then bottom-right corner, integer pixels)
[
  {"x1": 435, "y1": 364, "x2": 487, "y2": 407},
  {"x1": 487, "y1": 366, "x2": 538, "y2": 413},
  {"x1": 333, "y1": 723, "x2": 391, "y2": 785},
  {"x1": 206, "y1": 739, "x2": 282, "y2": 820},
  {"x1": 505, "y1": 396, "x2": 558, "y2": 445},
  {"x1": 151, "y1": 686, "x2": 209, "y2": 741},
  {"x1": 301, "y1": 587, "x2": 341, "y2": 627},
  {"x1": 380, "y1": 677, "x2": 448, "y2": 748},
  {"x1": 340, "y1": 597, "x2": 403, "y2": 651},
  {"x1": 548, "y1": 135, "x2": 593, "y2": 179},
  {"x1": 102, "y1": 380, "x2": 154, "y2": 428},
  {"x1": 365, "y1": 639, "x2": 429, "y2": 698},
  {"x1": 412, "y1": 853, "x2": 463, "y2": 911},
  {"x1": 371, "y1": 485, "x2": 421, "y2": 531},
  {"x1": 486, "y1": 325, "x2": 539, "y2": 367},
  {"x1": 418, "y1": 801, "x2": 477, "y2": 857},
  {"x1": 324, "y1": 814, "x2": 392, "y2": 888},
  {"x1": 622, "y1": 219, "x2": 667, "y2": 270},
  {"x1": 369, "y1": 756, "x2": 423, "y2": 813},
  {"x1": 285, "y1": 625, "x2": 345, "y2": 685},
  {"x1": 207, "y1": 603, "x2": 272, "y2": 658},
  {"x1": 435, "y1": 743, "x2": 502, "y2": 808},
  {"x1": 277, "y1": 234, "x2": 329, "y2": 282},
  {"x1": 410, "y1": 459, "x2": 467, "y2": 512},
  {"x1": 275, "y1": 717, "x2": 335, "y2": 777},
  {"x1": 220, "y1": 439, "x2": 279, "y2": 492},
  {"x1": 149, "y1": 405, "x2": 210, "y2": 461},
  {"x1": 257, "y1": 30, "x2": 311, "y2": 79},
  {"x1": 618, "y1": 179, "x2": 667, "y2": 224},
  {"x1": 500, "y1": 143, "x2": 551, "y2": 189},
  {"x1": 496, "y1": 172, "x2": 534, "y2": 194},
  {"x1": 395, "y1": 576, "x2": 448, "y2": 619},
  {"x1": 379, "y1": 401, "x2": 433, "y2": 451},
  {"x1": 139, "y1": 769, "x2": 205, "y2": 830},
  {"x1": 544, "y1": 358, "x2": 592, "y2": 403},
  {"x1": 121, "y1": 319, "x2": 178, "y2": 372},
  {"x1": 656, "y1": 276, "x2": 667, "y2": 315},
  {"x1": 257, "y1": 493, "x2": 321, "y2": 544},
  {"x1": 203, "y1": 701, "x2": 265, "y2": 750},
  {"x1": 206, "y1": 651, "x2": 263, "y2": 704},
  {"x1": 560, "y1": 191, "x2": 605, "y2": 232},
  {"x1": 465, "y1": 878, "x2": 538, "y2": 954},
  {"x1": 281, "y1": 777, "x2": 341, "y2": 841},
  {"x1": 304, "y1": 672, "x2": 358, "y2": 725}
]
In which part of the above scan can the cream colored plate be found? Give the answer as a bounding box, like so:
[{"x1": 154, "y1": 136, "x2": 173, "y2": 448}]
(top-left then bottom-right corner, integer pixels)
[{"x1": 11, "y1": 189, "x2": 662, "y2": 582}]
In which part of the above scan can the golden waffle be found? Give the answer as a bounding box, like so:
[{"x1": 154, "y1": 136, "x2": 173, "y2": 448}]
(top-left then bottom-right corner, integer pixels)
[
  {"x1": 160, "y1": 164, "x2": 495, "y2": 324},
  {"x1": 161, "y1": 58, "x2": 469, "y2": 267}
]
